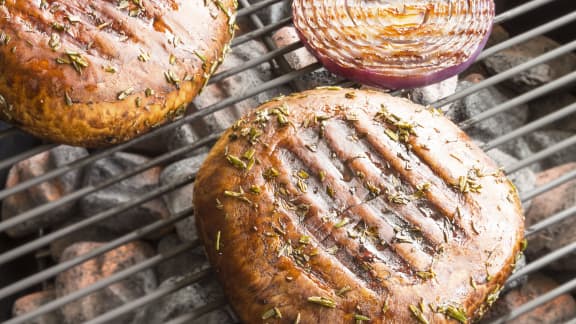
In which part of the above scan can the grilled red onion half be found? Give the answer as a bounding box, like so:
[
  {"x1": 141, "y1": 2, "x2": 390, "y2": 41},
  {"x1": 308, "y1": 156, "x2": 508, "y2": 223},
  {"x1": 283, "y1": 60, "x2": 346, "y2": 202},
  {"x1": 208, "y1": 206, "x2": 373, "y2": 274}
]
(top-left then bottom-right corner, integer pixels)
[{"x1": 292, "y1": 0, "x2": 495, "y2": 89}]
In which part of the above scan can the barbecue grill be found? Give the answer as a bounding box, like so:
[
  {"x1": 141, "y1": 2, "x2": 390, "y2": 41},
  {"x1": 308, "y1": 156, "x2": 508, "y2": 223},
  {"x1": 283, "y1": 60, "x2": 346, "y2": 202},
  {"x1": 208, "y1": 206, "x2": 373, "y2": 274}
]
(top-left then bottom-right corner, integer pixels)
[{"x1": 1, "y1": 0, "x2": 576, "y2": 323}]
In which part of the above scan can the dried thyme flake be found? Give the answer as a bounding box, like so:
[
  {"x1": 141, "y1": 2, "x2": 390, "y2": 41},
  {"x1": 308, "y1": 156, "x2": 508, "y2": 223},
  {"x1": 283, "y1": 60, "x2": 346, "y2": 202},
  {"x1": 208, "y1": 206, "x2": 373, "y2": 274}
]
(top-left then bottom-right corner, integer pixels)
[
  {"x1": 164, "y1": 70, "x2": 180, "y2": 86},
  {"x1": 223, "y1": 188, "x2": 252, "y2": 205},
  {"x1": 437, "y1": 304, "x2": 468, "y2": 324},
  {"x1": 520, "y1": 239, "x2": 528, "y2": 252},
  {"x1": 409, "y1": 304, "x2": 429, "y2": 324},
  {"x1": 297, "y1": 169, "x2": 309, "y2": 179},
  {"x1": 138, "y1": 49, "x2": 150, "y2": 62},
  {"x1": 294, "y1": 312, "x2": 301, "y2": 324},
  {"x1": 334, "y1": 217, "x2": 350, "y2": 229},
  {"x1": 384, "y1": 128, "x2": 399, "y2": 142},
  {"x1": 215, "y1": 230, "x2": 221, "y2": 251},
  {"x1": 215, "y1": 198, "x2": 224, "y2": 210},
  {"x1": 243, "y1": 148, "x2": 256, "y2": 160},
  {"x1": 345, "y1": 92, "x2": 356, "y2": 99},
  {"x1": 144, "y1": 88, "x2": 154, "y2": 97},
  {"x1": 169, "y1": 53, "x2": 176, "y2": 65},
  {"x1": 48, "y1": 33, "x2": 60, "y2": 50},
  {"x1": 297, "y1": 179, "x2": 307, "y2": 193},
  {"x1": 365, "y1": 181, "x2": 381, "y2": 196},
  {"x1": 486, "y1": 286, "x2": 501, "y2": 307},
  {"x1": 470, "y1": 276, "x2": 478, "y2": 290},
  {"x1": 354, "y1": 314, "x2": 371, "y2": 322},
  {"x1": 336, "y1": 285, "x2": 352, "y2": 296},
  {"x1": 225, "y1": 154, "x2": 246, "y2": 170},
  {"x1": 307, "y1": 296, "x2": 336, "y2": 308},
  {"x1": 319, "y1": 170, "x2": 326, "y2": 182},
  {"x1": 117, "y1": 87, "x2": 134, "y2": 100},
  {"x1": 416, "y1": 270, "x2": 436, "y2": 280},
  {"x1": 261, "y1": 307, "x2": 282, "y2": 320},
  {"x1": 413, "y1": 182, "x2": 431, "y2": 199},
  {"x1": 263, "y1": 167, "x2": 280, "y2": 180},
  {"x1": 249, "y1": 185, "x2": 261, "y2": 194},
  {"x1": 388, "y1": 192, "x2": 410, "y2": 205},
  {"x1": 64, "y1": 91, "x2": 73, "y2": 106},
  {"x1": 103, "y1": 65, "x2": 117, "y2": 73},
  {"x1": 326, "y1": 186, "x2": 335, "y2": 198}
]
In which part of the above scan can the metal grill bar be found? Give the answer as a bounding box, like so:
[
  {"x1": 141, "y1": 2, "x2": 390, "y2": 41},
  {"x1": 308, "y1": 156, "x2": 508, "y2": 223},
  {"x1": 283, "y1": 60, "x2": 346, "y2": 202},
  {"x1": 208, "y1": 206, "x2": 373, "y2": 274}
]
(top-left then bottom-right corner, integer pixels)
[
  {"x1": 84, "y1": 269, "x2": 214, "y2": 324},
  {"x1": 5, "y1": 241, "x2": 200, "y2": 324},
  {"x1": 522, "y1": 169, "x2": 576, "y2": 202},
  {"x1": 0, "y1": 144, "x2": 56, "y2": 172},
  {"x1": 0, "y1": 134, "x2": 217, "y2": 235},
  {"x1": 163, "y1": 299, "x2": 230, "y2": 324},
  {"x1": 504, "y1": 135, "x2": 576, "y2": 174},
  {"x1": 492, "y1": 278, "x2": 576, "y2": 323},
  {"x1": 505, "y1": 240, "x2": 576, "y2": 283},
  {"x1": 0, "y1": 207, "x2": 193, "y2": 302},
  {"x1": 461, "y1": 70, "x2": 576, "y2": 129},
  {"x1": 0, "y1": 174, "x2": 194, "y2": 287},
  {"x1": 493, "y1": 0, "x2": 560, "y2": 24},
  {"x1": 525, "y1": 205, "x2": 576, "y2": 237},
  {"x1": 434, "y1": 39, "x2": 576, "y2": 108},
  {"x1": 479, "y1": 10, "x2": 576, "y2": 61},
  {"x1": 482, "y1": 102, "x2": 576, "y2": 150}
]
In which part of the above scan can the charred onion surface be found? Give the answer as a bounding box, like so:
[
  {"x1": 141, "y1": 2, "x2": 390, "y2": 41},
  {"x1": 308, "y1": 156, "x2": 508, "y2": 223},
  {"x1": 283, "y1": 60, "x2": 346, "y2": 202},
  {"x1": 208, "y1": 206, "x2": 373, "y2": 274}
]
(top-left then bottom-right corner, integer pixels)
[{"x1": 292, "y1": 0, "x2": 495, "y2": 89}]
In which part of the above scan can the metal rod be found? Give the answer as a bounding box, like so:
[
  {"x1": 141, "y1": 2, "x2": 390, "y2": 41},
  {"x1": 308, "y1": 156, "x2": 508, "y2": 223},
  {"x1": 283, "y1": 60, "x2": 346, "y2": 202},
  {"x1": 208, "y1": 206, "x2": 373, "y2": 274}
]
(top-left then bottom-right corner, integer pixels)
[
  {"x1": 480, "y1": 10, "x2": 576, "y2": 60},
  {"x1": 237, "y1": 0, "x2": 284, "y2": 18},
  {"x1": 84, "y1": 269, "x2": 213, "y2": 324},
  {"x1": 0, "y1": 208, "x2": 195, "y2": 302},
  {"x1": 525, "y1": 205, "x2": 576, "y2": 237},
  {"x1": 504, "y1": 135, "x2": 576, "y2": 174},
  {"x1": 0, "y1": 144, "x2": 56, "y2": 172},
  {"x1": 508, "y1": 240, "x2": 576, "y2": 282},
  {"x1": 210, "y1": 41, "x2": 302, "y2": 84},
  {"x1": 433, "y1": 39, "x2": 576, "y2": 109},
  {"x1": 522, "y1": 169, "x2": 576, "y2": 202},
  {"x1": 482, "y1": 101, "x2": 576, "y2": 150},
  {"x1": 231, "y1": 16, "x2": 292, "y2": 47},
  {"x1": 491, "y1": 277, "x2": 576, "y2": 324},
  {"x1": 0, "y1": 134, "x2": 217, "y2": 234},
  {"x1": 460, "y1": 70, "x2": 576, "y2": 129},
  {"x1": 494, "y1": 0, "x2": 559, "y2": 24},
  {"x1": 163, "y1": 299, "x2": 230, "y2": 324},
  {"x1": 4, "y1": 242, "x2": 199, "y2": 324},
  {"x1": 0, "y1": 172, "x2": 195, "y2": 270}
]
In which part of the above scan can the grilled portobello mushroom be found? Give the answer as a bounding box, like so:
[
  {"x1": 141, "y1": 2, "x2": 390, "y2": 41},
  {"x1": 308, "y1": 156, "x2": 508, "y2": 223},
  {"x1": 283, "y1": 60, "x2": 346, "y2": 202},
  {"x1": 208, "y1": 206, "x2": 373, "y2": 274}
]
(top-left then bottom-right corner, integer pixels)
[
  {"x1": 194, "y1": 88, "x2": 525, "y2": 323},
  {"x1": 0, "y1": 0, "x2": 236, "y2": 147}
]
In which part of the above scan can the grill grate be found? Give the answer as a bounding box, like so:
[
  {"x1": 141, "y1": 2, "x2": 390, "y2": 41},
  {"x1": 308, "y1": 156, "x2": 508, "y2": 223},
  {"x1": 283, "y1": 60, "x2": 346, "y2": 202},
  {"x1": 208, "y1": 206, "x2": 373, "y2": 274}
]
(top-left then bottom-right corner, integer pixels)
[{"x1": 1, "y1": 0, "x2": 576, "y2": 323}]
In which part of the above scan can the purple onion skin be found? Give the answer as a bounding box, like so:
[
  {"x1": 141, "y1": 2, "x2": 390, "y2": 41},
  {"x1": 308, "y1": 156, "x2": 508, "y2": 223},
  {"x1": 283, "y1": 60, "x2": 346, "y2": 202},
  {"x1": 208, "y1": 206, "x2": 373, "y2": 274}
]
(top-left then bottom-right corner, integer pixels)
[{"x1": 293, "y1": 1, "x2": 495, "y2": 89}]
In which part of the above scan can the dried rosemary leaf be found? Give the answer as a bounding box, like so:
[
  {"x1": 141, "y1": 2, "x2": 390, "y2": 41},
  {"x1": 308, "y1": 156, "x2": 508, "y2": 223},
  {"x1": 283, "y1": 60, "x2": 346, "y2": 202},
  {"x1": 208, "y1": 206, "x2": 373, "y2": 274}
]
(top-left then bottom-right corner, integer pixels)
[
  {"x1": 263, "y1": 167, "x2": 280, "y2": 180},
  {"x1": 354, "y1": 314, "x2": 370, "y2": 322},
  {"x1": 117, "y1": 87, "x2": 134, "y2": 100},
  {"x1": 294, "y1": 312, "x2": 301, "y2": 324},
  {"x1": 215, "y1": 230, "x2": 221, "y2": 251},
  {"x1": 409, "y1": 304, "x2": 429, "y2": 324},
  {"x1": 297, "y1": 169, "x2": 309, "y2": 179},
  {"x1": 336, "y1": 285, "x2": 351, "y2": 296},
  {"x1": 438, "y1": 305, "x2": 468, "y2": 324},
  {"x1": 334, "y1": 218, "x2": 350, "y2": 229},
  {"x1": 64, "y1": 91, "x2": 73, "y2": 106},
  {"x1": 261, "y1": 307, "x2": 282, "y2": 320},
  {"x1": 416, "y1": 270, "x2": 436, "y2": 280},
  {"x1": 307, "y1": 296, "x2": 336, "y2": 308},
  {"x1": 226, "y1": 154, "x2": 246, "y2": 170}
]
